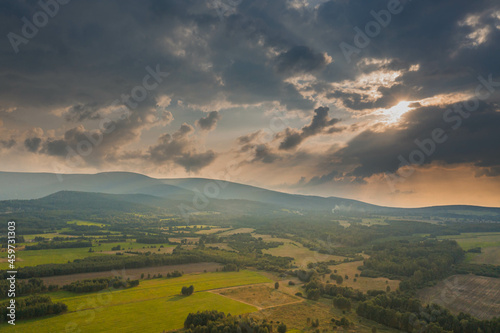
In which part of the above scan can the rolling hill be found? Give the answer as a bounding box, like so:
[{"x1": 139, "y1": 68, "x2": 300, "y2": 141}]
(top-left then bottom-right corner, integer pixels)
[{"x1": 0, "y1": 171, "x2": 499, "y2": 220}]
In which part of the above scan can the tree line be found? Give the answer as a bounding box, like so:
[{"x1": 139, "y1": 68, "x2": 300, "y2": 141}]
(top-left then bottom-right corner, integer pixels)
[
  {"x1": 25, "y1": 240, "x2": 92, "y2": 250},
  {"x1": 0, "y1": 295, "x2": 67, "y2": 322},
  {"x1": 184, "y1": 310, "x2": 284, "y2": 333},
  {"x1": 356, "y1": 293, "x2": 500, "y2": 333},
  {"x1": 62, "y1": 276, "x2": 139, "y2": 293}
]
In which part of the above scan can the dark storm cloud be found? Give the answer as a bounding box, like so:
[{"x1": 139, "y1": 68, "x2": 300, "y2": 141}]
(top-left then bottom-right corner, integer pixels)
[
  {"x1": 148, "y1": 123, "x2": 217, "y2": 172},
  {"x1": 0, "y1": 0, "x2": 321, "y2": 115},
  {"x1": 330, "y1": 101, "x2": 500, "y2": 179},
  {"x1": 24, "y1": 137, "x2": 41, "y2": 153},
  {"x1": 275, "y1": 46, "x2": 329, "y2": 75},
  {"x1": 196, "y1": 111, "x2": 221, "y2": 131},
  {"x1": 2, "y1": 0, "x2": 498, "y2": 117},
  {"x1": 279, "y1": 106, "x2": 342, "y2": 150},
  {"x1": 221, "y1": 61, "x2": 315, "y2": 111}
]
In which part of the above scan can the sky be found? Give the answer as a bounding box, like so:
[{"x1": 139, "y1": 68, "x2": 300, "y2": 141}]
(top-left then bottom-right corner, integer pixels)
[{"x1": 1, "y1": 0, "x2": 500, "y2": 207}]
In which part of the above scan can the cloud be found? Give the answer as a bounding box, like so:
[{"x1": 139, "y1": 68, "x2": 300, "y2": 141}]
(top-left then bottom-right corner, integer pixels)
[
  {"x1": 278, "y1": 106, "x2": 342, "y2": 150},
  {"x1": 329, "y1": 101, "x2": 500, "y2": 179},
  {"x1": 274, "y1": 46, "x2": 329, "y2": 75},
  {"x1": 35, "y1": 99, "x2": 173, "y2": 166},
  {"x1": 196, "y1": 111, "x2": 221, "y2": 131},
  {"x1": 0, "y1": 138, "x2": 16, "y2": 149},
  {"x1": 64, "y1": 103, "x2": 102, "y2": 122},
  {"x1": 148, "y1": 123, "x2": 217, "y2": 172},
  {"x1": 24, "y1": 137, "x2": 42, "y2": 153}
]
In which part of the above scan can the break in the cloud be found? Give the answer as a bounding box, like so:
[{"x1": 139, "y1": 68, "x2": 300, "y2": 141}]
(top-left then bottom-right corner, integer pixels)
[{"x1": 1, "y1": 0, "x2": 500, "y2": 206}]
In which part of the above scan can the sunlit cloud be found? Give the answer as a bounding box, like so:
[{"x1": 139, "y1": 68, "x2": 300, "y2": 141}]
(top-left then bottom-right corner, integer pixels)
[{"x1": 377, "y1": 101, "x2": 415, "y2": 124}]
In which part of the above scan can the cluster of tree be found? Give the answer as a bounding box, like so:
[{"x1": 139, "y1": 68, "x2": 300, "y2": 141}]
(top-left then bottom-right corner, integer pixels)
[
  {"x1": 329, "y1": 273, "x2": 343, "y2": 284},
  {"x1": 331, "y1": 317, "x2": 351, "y2": 329},
  {"x1": 292, "y1": 269, "x2": 316, "y2": 282},
  {"x1": 356, "y1": 293, "x2": 500, "y2": 333},
  {"x1": 198, "y1": 234, "x2": 221, "y2": 245},
  {"x1": 135, "y1": 236, "x2": 170, "y2": 244},
  {"x1": 455, "y1": 263, "x2": 500, "y2": 278},
  {"x1": 0, "y1": 235, "x2": 26, "y2": 247},
  {"x1": 304, "y1": 277, "x2": 365, "y2": 302},
  {"x1": 62, "y1": 276, "x2": 139, "y2": 293},
  {"x1": 307, "y1": 262, "x2": 333, "y2": 275},
  {"x1": 0, "y1": 278, "x2": 58, "y2": 299},
  {"x1": 24, "y1": 240, "x2": 92, "y2": 250},
  {"x1": 181, "y1": 285, "x2": 194, "y2": 296},
  {"x1": 466, "y1": 247, "x2": 481, "y2": 253},
  {"x1": 0, "y1": 295, "x2": 67, "y2": 322},
  {"x1": 183, "y1": 311, "x2": 281, "y2": 333},
  {"x1": 333, "y1": 296, "x2": 351, "y2": 311},
  {"x1": 225, "y1": 233, "x2": 283, "y2": 254},
  {"x1": 167, "y1": 270, "x2": 183, "y2": 278},
  {"x1": 222, "y1": 263, "x2": 239, "y2": 272},
  {"x1": 97, "y1": 237, "x2": 127, "y2": 243},
  {"x1": 361, "y1": 240, "x2": 465, "y2": 290}
]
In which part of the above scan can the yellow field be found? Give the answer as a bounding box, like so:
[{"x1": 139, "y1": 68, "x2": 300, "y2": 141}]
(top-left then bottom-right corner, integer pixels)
[
  {"x1": 251, "y1": 300, "x2": 399, "y2": 333},
  {"x1": 328, "y1": 261, "x2": 400, "y2": 293},
  {"x1": 215, "y1": 284, "x2": 301, "y2": 309},
  {"x1": 218, "y1": 228, "x2": 255, "y2": 236},
  {"x1": 262, "y1": 242, "x2": 347, "y2": 268}
]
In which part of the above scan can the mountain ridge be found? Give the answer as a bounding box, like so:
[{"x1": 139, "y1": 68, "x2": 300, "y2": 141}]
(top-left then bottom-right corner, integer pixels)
[{"x1": 0, "y1": 171, "x2": 499, "y2": 220}]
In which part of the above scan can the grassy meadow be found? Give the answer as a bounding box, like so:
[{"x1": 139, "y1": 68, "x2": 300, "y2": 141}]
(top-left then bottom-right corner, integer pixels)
[
  {"x1": 0, "y1": 241, "x2": 175, "y2": 269},
  {"x1": 438, "y1": 232, "x2": 500, "y2": 265},
  {"x1": 1, "y1": 270, "x2": 271, "y2": 333}
]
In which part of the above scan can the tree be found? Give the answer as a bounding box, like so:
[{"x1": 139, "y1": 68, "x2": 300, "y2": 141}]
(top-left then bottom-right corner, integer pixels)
[
  {"x1": 277, "y1": 323, "x2": 287, "y2": 333},
  {"x1": 372, "y1": 326, "x2": 377, "y2": 333},
  {"x1": 333, "y1": 296, "x2": 351, "y2": 311},
  {"x1": 182, "y1": 285, "x2": 194, "y2": 296},
  {"x1": 339, "y1": 317, "x2": 350, "y2": 328},
  {"x1": 275, "y1": 282, "x2": 279, "y2": 289}
]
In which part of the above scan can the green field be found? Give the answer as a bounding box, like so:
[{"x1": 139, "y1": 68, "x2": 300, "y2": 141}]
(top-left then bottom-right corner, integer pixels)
[
  {"x1": 1, "y1": 270, "x2": 271, "y2": 333},
  {"x1": 438, "y1": 232, "x2": 500, "y2": 265},
  {"x1": 0, "y1": 242, "x2": 175, "y2": 269}
]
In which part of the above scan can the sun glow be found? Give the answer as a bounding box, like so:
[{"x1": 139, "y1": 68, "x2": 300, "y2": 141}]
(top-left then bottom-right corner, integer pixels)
[{"x1": 379, "y1": 101, "x2": 414, "y2": 124}]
